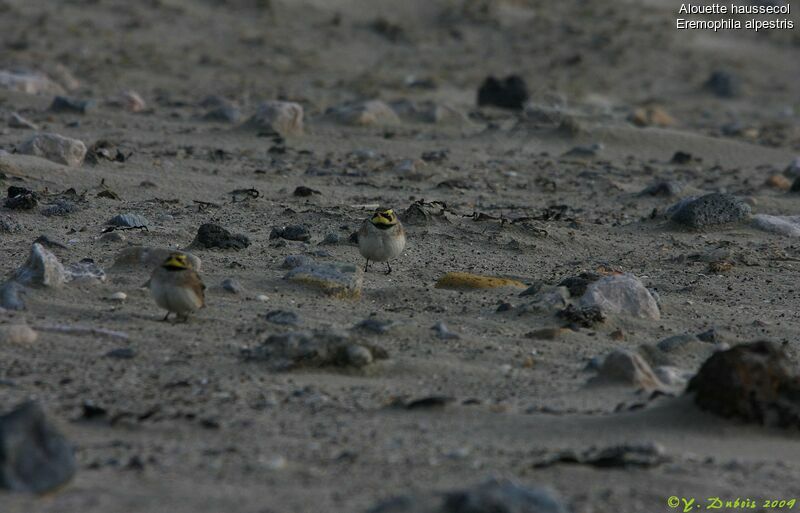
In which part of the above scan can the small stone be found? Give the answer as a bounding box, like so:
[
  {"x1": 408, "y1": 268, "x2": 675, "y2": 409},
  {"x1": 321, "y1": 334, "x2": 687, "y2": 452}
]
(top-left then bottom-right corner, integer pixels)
[
  {"x1": 432, "y1": 321, "x2": 460, "y2": 340},
  {"x1": 705, "y1": 70, "x2": 741, "y2": 98},
  {"x1": 0, "y1": 325, "x2": 38, "y2": 345},
  {"x1": 99, "y1": 231, "x2": 126, "y2": 243},
  {"x1": 657, "y1": 334, "x2": 702, "y2": 353},
  {"x1": 41, "y1": 198, "x2": 77, "y2": 217},
  {"x1": 284, "y1": 261, "x2": 363, "y2": 299},
  {"x1": 751, "y1": 214, "x2": 800, "y2": 238},
  {"x1": 0, "y1": 401, "x2": 76, "y2": 493},
  {"x1": 0, "y1": 70, "x2": 64, "y2": 95},
  {"x1": 17, "y1": 133, "x2": 87, "y2": 167},
  {"x1": 111, "y1": 247, "x2": 202, "y2": 272},
  {"x1": 590, "y1": 349, "x2": 664, "y2": 389},
  {"x1": 105, "y1": 347, "x2": 135, "y2": 359},
  {"x1": 640, "y1": 180, "x2": 683, "y2": 197},
  {"x1": 203, "y1": 103, "x2": 241, "y2": 123},
  {"x1": 562, "y1": 143, "x2": 603, "y2": 159},
  {"x1": 687, "y1": 340, "x2": 800, "y2": 427},
  {"x1": 281, "y1": 254, "x2": 312, "y2": 269},
  {"x1": 353, "y1": 318, "x2": 394, "y2": 334},
  {"x1": 108, "y1": 90, "x2": 146, "y2": 112},
  {"x1": 671, "y1": 151, "x2": 694, "y2": 164},
  {"x1": 345, "y1": 344, "x2": 373, "y2": 367},
  {"x1": 697, "y1": 328, "x2": 719, "y2": 343},
  {"x1": 191, "y1": 223, "x2": 250, "y2": 250},
  {"x1": 557, "y1": 272, "x2": 600, "y2": 297},
  {"x1": 325, "y1": 100, "x2": 400, "y2": 126},
  {"x1": 221, "y1": 278, "x2": 243, "y2": 294},
  {"x1": 270, "y1": 225, "x2": 310, "y2": 242},
  {"x1": 8, "y1": 113, "x2": 37, "y2": 130},
  {"x1": 0, "y1": 281, "x2": 25, "y2": 311},
  {"x1": 320, "y1": 233, "x2": 340, "y2": 245},
  {"x1": 107, "y1": 213, "x2": 149, "y2": 229},
  {"x1": 784, "y1": 157, "x2": 800, "y2": 178},
  {"x1": 263, "y1": 310, "x2": 300, "y2": 326},
  {"x1": 435, "y1": 272, "x2": 526, "y2": 290},
  {"x1": 630, "y1": 105, "x2": 675, "y2": 127},
  {"x1": 765, "y1": 174, "x2": 792, "y2": 190},
  {"x1": 108, "y1": 292, "x2": 127, "y2": 302},
  {"x1": 65, "y1": 259, "x2": 106, "y2": 284},
  {"x1": 669, "y1": 193, "x2": 751, "y2": 229},
  {"x1": 243, "y1": 101, "x2": 304, "y2": 136},
  {"x1": 557, "y1": 304, "x2": 605, "y2": 328},
  {"x1": 12, "y1": 243, "x2": 67, "y2": 288},
  {"x1": 579, "y1": 273, "x2": 660, "y2": 320},
  {"x1": 293, "y1": 186, "x2": 320, "y2": 197},
  {"x1": 256, "y1": 294, "x2": 269, "y2": 302},
  {"x1": 49, "y1": 96, "x2": 95, "y2": 114},
  {"x1": 5, "y1": 186, "x2": 38, "y2": 210},
  {"x1": 477, "y1": 75, "x2": 529, "y2": 110}
]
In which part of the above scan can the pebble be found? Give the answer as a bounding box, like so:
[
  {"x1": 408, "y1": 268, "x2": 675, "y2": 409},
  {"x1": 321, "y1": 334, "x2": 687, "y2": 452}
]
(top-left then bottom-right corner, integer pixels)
[
  {"x1": 109, "y1": 90, "x2": 146, "y2": 112},
  {"x1": 705, "y1": 70, "x2": 741, "y2": 98},
  {"x1": 579, "y1": 273, "x2": 660, "y2": 320},
  {"x1": 191, "y1": 223, "x2": 250, "y2": 250},
  {"x1": 765, "y1": 174, "x2": 792, "y2": 190},
  {"x1": 630, "y1": 105, "x2": 675, "y2": 127},
  {"x1": 640, "y1": 180, "x2": 683, "y2": 197},
  {"x1": 105, "y1": 347, "x2": 135, "y2": 359},
  {"x1": 17, "y1": 133, "x2": 87, "y2": 167},
  {"x1": 435, "y1": 272, "x2": 526, "y2": 290},
  {"x1": 669, "y1": 193, "x2": 751, "y2": 229},
  {"x1": 325, "y1": 100, "x2": 400, "y2": 126},
  {"x1": 353, "y1": 318, "x2": 395, "y2": 334},
  {"x1": 345, "y1": 344, "x2": 373, "y2": 367},
  {"x1": 108, "y1": 292, "x2": 127, "y2": 302},
  {"x1": 5, "y1": 186, "x2": 38, "y2": 210},
  {"x1": 589, "y1": 349, "x2": 664, "y2": 390},
  {"x1": 477, "y1": 75, "x2": 529, "y2": 110},
  {"x1": 431, "y1": 321, "x2": 460, "y2": 340},
  {"x1": 751, "y1": 214, "x2": 800, "y2": 238},
  {"x1": 221, "y1": 278, "x2": 243, "y2": 294},
  {"x1": 281, "y1": 255, "x2": 312, "y2": 269},
  {"x1": 270, "y1": 225, "x2": 311, "y2": 242},
  {"x1": 293, "y1": 186, "x2": 320, "y2": 197},
  {"x1": 688, "y1": 340, "x2": 800, "y2": 427},
  {"x1": 0, "y1": 325, "x2": 38, "y2": 345},
  {"x1": 41, "y1": 198, "x2": 78, "y2": 217},
  {"x1": 0, "y1": 401, "x2": 76, "y2": 493},
  {"x1": 12, "y1": 243, "x2": 67, "y2": 288},
  {"x1": 8, "y1": 113, "x2": 37, "y2": 130},
  {"x1": 203, "y1": 103, "x2": 241, "y2": 123},
  {"x1": 256, "y1": 294, "x2": 269, "y2": 302},
  {"x1": 49, "y1": 95, "x2": 95, "y2": 114},
  {"x1": 696, "y1": 327, "x2": 720, "y2": 343},
  {"x1": 244, "y1": 101, "x2": 304, "y2": 136},
  {"x1": 284, "y1": 260, "x2": 363, "y2": 299},
  {"x1": 366, "y1": 478, "x2": 568, "y2": 513},
  {"x1": 263, "y1": 310, "x2": 300, "y2": 326},
  {"x1": 320, "y1": 233, "x2": 340, "y2": 245}
]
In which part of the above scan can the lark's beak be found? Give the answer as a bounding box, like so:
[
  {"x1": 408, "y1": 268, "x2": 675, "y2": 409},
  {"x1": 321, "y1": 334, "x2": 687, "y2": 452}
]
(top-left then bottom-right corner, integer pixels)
[
  {"x1": 371, "y1": 209, "x2": 396, "y2": 226},
  {"x1": 163, "y1": 254, "x2": 188, "y2": 269}
]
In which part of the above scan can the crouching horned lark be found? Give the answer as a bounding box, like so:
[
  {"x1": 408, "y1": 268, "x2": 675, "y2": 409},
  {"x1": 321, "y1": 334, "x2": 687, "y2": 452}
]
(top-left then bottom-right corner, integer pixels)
[
  {"x1": 149, "y1": 253, "x2": 206, "y2": 321},
  {"x1": 358, "y1": 208, "x2": 406, "y2": 274}
]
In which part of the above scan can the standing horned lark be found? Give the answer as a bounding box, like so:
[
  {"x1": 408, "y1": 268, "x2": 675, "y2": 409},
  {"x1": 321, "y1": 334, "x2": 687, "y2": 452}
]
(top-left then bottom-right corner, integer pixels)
[
  {"x1": 149, "y1": 252, "x2": 206, "y2": 321},
  {"x1": 358, "y1": 208, "x2": 406, "y2": 274}
]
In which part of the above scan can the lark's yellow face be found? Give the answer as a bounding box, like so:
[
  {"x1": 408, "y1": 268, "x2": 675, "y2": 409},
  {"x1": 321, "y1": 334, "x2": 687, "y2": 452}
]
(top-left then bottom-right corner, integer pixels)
[
  {"x1": 370, "y1": 209, "x2": 398, "y2": 228},
  {"x1": 162, "y1": 253, "x2": 191, "y2": 270}
]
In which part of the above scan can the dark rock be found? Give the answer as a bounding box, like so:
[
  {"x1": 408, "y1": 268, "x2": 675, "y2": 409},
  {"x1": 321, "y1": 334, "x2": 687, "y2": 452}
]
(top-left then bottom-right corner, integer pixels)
[
  {"x1": 353, "y1": 318, "x2": 394, "y2": 334},
  {"x1": 496, "y1": 302, "x2": 513, "y2": 312},
  {"x1": 367, "y1": 478, "x2": 568, "y2": 513},
  {"x1": 557, "y1": 304, "x2": 605, "y2": 328},
  {"x1": 107, "y1": 213, "x2": 149, "y2": 229},
  {"x1": 640, "y1": 180, "x2": 683, "y2": 197},
  {"x1": 705, "y1": 71, "x2": 741, "y2": 98},
  {"x1": 294, "y1": 186, "x2": 320, "y2": 197},
  {"x1": 270, "y1": 224, "x2": 310, "y2": 242},
  {"x1": 557, "y1": 272, "x2": 600, "y2": 297},
  {"x1": 203, "y1": 105, "x2": 241, "y2": 123},
  {"x1": 263, "y1": 310, "x2": 300, "y2": 326},
  {"x1": 221, "y1": 278, "x2": 243, "y2": 294},
  {"x1": 687, "y1": 341, "x2": 800, "y2": 427},
  {"x1": 518, "y1": 281, "x2": 543, "y2": 297},
  {"x1": 321, "y1": 233, "x2": 340, "y2": 245},
  {"x1": 791, "y1": 177, "x2": 800, "y2": 193},
  {"x1": 281, "y1": 254, "x2": 312, "y2": 269},
  {"x1": 477, "y1": 75, "x2": 529, "y2": 110},
  {"x1": 49, "y1": 95, "x2": 95, "y2": 114},
  {"x1": 697, "y1": 328, "x2": 720, "y2": 343},
  {"x1": 241, "y1": 330, "x2": 387, "y2": 370},
  {"x1": 192, "y1": 223, "x2": 250, "y2": 250},
  {"x1": 5, "y1": 186, "x2": 38, "y2": 210},
  {"x1": 669, "y1": 193, "x2": 751, "y2": 229},
  {"x1": 670, "y1": 151, "x2": 694, "y2": 164},
  {"x1": 0, "y1": 402, "x2": 76, "y2": 493},
  {"x1": 41, "y1": 198, "x2": 77, "y2": 217},
  {"x1": 0, "y1": 281, "x2": 25, "y2": 310},
  {"x1": 105, "y1": 347, "x2": 135, "y2": 359}
]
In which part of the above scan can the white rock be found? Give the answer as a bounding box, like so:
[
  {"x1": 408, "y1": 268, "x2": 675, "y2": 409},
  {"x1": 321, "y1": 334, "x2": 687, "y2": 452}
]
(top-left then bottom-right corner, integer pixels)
[
  {"x1": 580, "y1": 273, "x2": 660, "y2": 320},
  {"x1": 12, "y1": 243, "x2": 67, "y2": 288},
  {"x1": 256, "y1": 294, "x2": 269, "y2": 302},
  {"x1": 0, "y1": 70, "x2": 64, "y2": 95},
  {"x1": 108, "y1": 292, "x2": 127, "y2": 302},
  {"x1": 244, "y1": 101, "x2": 303, "y2": 136},
  {"x1": 751, "y1": 214, "x2": 800, "y2": 237},
  {"x1": 0, "y1": 324, "x2": 38, "y2": 345},
  {"x1": 109, "y1": 90, "x2": 146, "y2": 112},
  {"x1": 18, "y1": 133, "x2": 87, "y2": 167}
]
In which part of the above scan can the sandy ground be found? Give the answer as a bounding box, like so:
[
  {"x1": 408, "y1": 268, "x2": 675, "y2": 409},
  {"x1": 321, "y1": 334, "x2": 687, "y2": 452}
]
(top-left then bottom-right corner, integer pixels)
[{"x1": 1, "y1": 0, "x2": 800, "y2": 511}]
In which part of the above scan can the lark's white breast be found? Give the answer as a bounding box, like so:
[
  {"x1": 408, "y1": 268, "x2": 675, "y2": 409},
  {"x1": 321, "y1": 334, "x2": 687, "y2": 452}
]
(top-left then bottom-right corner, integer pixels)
[
  {"x1": 359, "y1": 222, "x2": 406, "y2": 262},
  {"x1": 150, "y1": 278, "x2": 203, "y2": 314}
]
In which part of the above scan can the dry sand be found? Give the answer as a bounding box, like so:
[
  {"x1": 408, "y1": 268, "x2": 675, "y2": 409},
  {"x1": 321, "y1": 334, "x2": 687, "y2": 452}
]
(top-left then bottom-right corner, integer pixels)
[{"x1": 1, "y1": 0, "x2": 800, "y2": 511}]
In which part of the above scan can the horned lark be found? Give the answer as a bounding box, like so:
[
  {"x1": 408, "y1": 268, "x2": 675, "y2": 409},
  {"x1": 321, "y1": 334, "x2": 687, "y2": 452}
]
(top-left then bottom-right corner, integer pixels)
[
  {"x1": 358, "y1": 208, "x2": 406, "y2": 274},
  {"x1": 149, "y1": 252, "x2": 206, "y2": 321}
]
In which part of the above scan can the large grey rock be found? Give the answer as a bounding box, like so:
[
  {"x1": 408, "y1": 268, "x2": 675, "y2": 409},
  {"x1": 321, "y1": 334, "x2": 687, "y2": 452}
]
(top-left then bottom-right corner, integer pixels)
[
  {"x1": 243, "y1": 101, "x2": 303, "y2": 136},
  {"x1": 0, "y1": 402, "x2": 76, "y2": 493},
  {"x1": 579, "y1": 273, "x2": 660, "y2": 320},
  {"x1": 284, "y1": 260, "x2": 363, "y2": 299},
  {"x1": 12, "y1": 243, "x2": 67, "y2": 288},
  {"x1": 669, "y1": 193, "x2": 751, "y2": 229},
  {"x1": 17, "y1": 133, "x2": 87, "y2": 167},
  {"x1": 366, "y1": 478, "x2": 569, "y2": 513}
]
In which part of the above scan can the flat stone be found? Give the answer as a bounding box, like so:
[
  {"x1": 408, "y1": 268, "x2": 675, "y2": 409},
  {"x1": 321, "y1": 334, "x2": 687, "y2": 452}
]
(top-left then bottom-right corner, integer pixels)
[
  {"x1": 49, "y1": 96, "x2": 95, "y2": 114},
  {"x1": 366, "y1": 478, "x2": 568, "y2": 513},
  {"x1": 752, "y1": 214, "x2": 800, "y2": 237},
  {"x1": 687, "y1": 340, "x2": 800, "y2": 427},
  {"x1": 111, "y1": 247, "x2": 202, "y2": 272},
  {"x1": 435, "y1": 272, "x2": 526, "y2": 290},
  {"x1": 284, "y1": 261, "x2": 363, "y2": 299},
  {"x1": 17, "y1": 133, "x2": 87, "y2": 167},
  {"x1": 669, "y1": 193, "x2": 751, "y2": 229},
  {"x1": 0, "y1": 325, "x2": 37, "y2": 345},
  {"x1": 271, "y1": 225, "x2": 311, "y2": 242},
  {"x1": 243, "y1": 101, "x2": 303, "y2": 136},
  {"x1": 190, "y1": 223, "x2": 250, "y2": 250},
  {"x1": 12, "y1": 243, "x2": 67, "y2": 288},
  {"x1": 589, "y1": 349, "x2": 664, "y2": 389},
  {"x1": 579, "y1": 273, "x2": 660, "y2": 320},
  {"x1": 353, "y1": 318, "x2": 395, "y2": 334},
  {"x1": 326, "y1": 100, "x2": 400, "y2": 126},
  {"x1": 263, "y1": 310, "x2": 300, "y2": 326},
  {"x1": 657, "y1": 334, "x2": 702, "y2": 353},
  {"x1": 241, "y1": 329, "x2": 387, "y2": 370},
  {"x1": 108, "y1": 90, "x2": 146, "y2": 112},
  {"x1": 0, "y1": 402, "x2": 76, "y2": 493},
  {"x1": 107, "y1": 213, "x2": 150, "y2": 229}
]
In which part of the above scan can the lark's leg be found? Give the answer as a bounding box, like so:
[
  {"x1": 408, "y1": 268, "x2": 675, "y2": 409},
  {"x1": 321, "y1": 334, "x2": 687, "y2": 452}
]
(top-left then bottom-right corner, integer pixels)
[
  {"x1": 385, "y1": 261, "x2": 392, "y2": 275},
  {"x1": 364, "y1": 259, "x2": 370, "y2": 272},
  {"x1": 162, "y1": 312, "x2": 171, "y2": 322}
]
